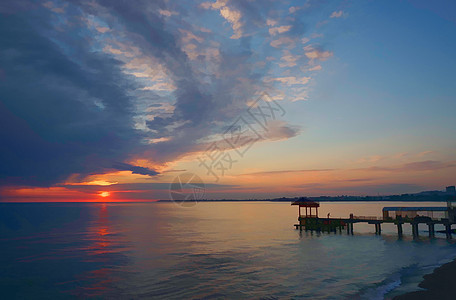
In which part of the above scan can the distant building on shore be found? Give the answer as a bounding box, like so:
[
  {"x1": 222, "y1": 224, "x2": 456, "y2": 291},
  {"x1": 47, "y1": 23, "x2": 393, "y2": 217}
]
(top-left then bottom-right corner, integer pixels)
[{"x1": 446, "y1": 186, "x2": 456, "y2": 195}]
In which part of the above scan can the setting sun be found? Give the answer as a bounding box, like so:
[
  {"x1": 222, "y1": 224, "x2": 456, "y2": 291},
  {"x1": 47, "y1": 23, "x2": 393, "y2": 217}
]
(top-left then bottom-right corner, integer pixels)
[{"x1": 99, "y1": 191, "x2": 110, "y2": 198}]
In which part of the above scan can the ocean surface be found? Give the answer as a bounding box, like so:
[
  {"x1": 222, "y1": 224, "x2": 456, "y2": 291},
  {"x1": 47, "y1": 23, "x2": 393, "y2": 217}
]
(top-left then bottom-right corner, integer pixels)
[{"x1": 1, "y1": 201, "x2": 456, "y2": 299}]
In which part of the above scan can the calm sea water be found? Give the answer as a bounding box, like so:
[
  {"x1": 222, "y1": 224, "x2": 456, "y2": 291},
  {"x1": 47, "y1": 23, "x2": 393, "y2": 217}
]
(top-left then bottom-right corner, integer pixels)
[{"x1": 1, "y1": 202, "x2": 455, "y2": 299}]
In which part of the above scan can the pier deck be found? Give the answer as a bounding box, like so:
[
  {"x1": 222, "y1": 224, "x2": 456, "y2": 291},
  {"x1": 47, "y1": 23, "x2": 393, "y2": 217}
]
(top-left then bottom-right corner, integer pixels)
[
  {"x1": 294, "y1": 216, "x2": 455, "y2": 238},
  {"x1": 291, "y1": 199, "x2": 456, "y2": 238}
]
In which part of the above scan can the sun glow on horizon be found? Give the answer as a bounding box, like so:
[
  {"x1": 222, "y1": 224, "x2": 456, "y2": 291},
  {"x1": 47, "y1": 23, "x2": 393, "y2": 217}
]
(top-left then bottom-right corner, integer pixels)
[{"x1": 99, "y1": 191, "x2": 111, "y2": 198}]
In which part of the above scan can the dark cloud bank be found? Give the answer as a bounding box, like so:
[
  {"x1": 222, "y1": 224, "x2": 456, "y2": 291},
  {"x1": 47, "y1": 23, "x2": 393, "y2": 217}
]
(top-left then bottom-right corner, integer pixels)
[
  {"x1": 0, "y1": 3, "x2": 152, "y2": 186},
  {"x1": 0, "y1": 0, "x2": 302, "y2": 187}
]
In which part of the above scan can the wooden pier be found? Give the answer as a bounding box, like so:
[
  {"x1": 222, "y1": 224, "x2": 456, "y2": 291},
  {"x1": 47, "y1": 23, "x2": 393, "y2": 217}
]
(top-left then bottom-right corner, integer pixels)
[{"x1": 292, "y1": 198, "x2": 456, "y2": 239}]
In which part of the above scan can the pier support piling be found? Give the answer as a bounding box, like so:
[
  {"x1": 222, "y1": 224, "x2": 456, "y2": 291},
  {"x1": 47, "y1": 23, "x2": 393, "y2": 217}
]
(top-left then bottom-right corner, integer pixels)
[
  {"x1": 348, "y1": 214, "x2": 354, "y2": 235},
  {"x1": 412, "y1": 223, "x2": 419, "y2": 238},
  {"x1": 373, "y1": 223, "x2": 382, "y2": 234},
  {"x1": 445, "y1": 224, "x2": 452, "y2": 239},
  {"x1": 397, "y1": 223, "x2": 403, "y2": 238},
  {"x1": 428, "y1": 223, "x2": 435, "y2": 238}
]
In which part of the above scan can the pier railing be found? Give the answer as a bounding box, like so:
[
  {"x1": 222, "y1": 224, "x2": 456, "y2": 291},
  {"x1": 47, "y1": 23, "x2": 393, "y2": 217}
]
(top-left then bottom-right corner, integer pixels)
[
  {"x1": 353, "y1": 216, "x2": 380, "y2": 220},
  {"x1": 300, "y1": 214, "x2": 318, "y2": 218}
]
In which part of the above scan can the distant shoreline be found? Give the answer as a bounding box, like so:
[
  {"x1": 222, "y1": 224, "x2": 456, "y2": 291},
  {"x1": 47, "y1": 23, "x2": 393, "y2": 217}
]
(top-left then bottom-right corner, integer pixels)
[
  {"x1": 393, "y1": 258, "x2": 456, "y2": 300},
  {"x1": 158, "y1": 199, "x2": 451, "y2": 202}
]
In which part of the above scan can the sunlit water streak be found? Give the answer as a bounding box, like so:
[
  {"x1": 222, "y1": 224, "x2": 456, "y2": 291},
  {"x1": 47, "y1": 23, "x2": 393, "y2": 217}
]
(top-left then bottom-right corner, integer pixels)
[{"x1": 1, "y1": 202, "x2": 455, "y2": 299}]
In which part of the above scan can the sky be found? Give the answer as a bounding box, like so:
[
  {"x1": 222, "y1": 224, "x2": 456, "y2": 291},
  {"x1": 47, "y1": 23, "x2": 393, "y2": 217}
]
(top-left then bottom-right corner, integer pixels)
[{"x1": 0, "y1": 0, "x2": 455, "y2": 202}]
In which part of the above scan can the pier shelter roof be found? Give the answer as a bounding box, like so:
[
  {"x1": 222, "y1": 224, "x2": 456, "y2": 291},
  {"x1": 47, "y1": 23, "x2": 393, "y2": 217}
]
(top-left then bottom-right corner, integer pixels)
[{"x1": 291, "y1": 199, "x2": 320, "y2": 207}]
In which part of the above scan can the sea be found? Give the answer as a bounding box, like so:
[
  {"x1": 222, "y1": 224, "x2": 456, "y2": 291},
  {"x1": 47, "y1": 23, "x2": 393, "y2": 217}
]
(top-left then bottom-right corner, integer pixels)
[{"x1": 1, "y1": 201, "x2": 455, "y2": 299}]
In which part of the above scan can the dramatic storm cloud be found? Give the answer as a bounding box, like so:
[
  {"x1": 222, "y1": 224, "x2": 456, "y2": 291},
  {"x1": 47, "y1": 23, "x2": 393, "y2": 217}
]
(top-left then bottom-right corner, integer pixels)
[
  {"x1": 1, "y1": 0, "x2": 324, "y2": 187},
  {"x1": 0, "y1": 8, "x2": 154, "y2": 186}
]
